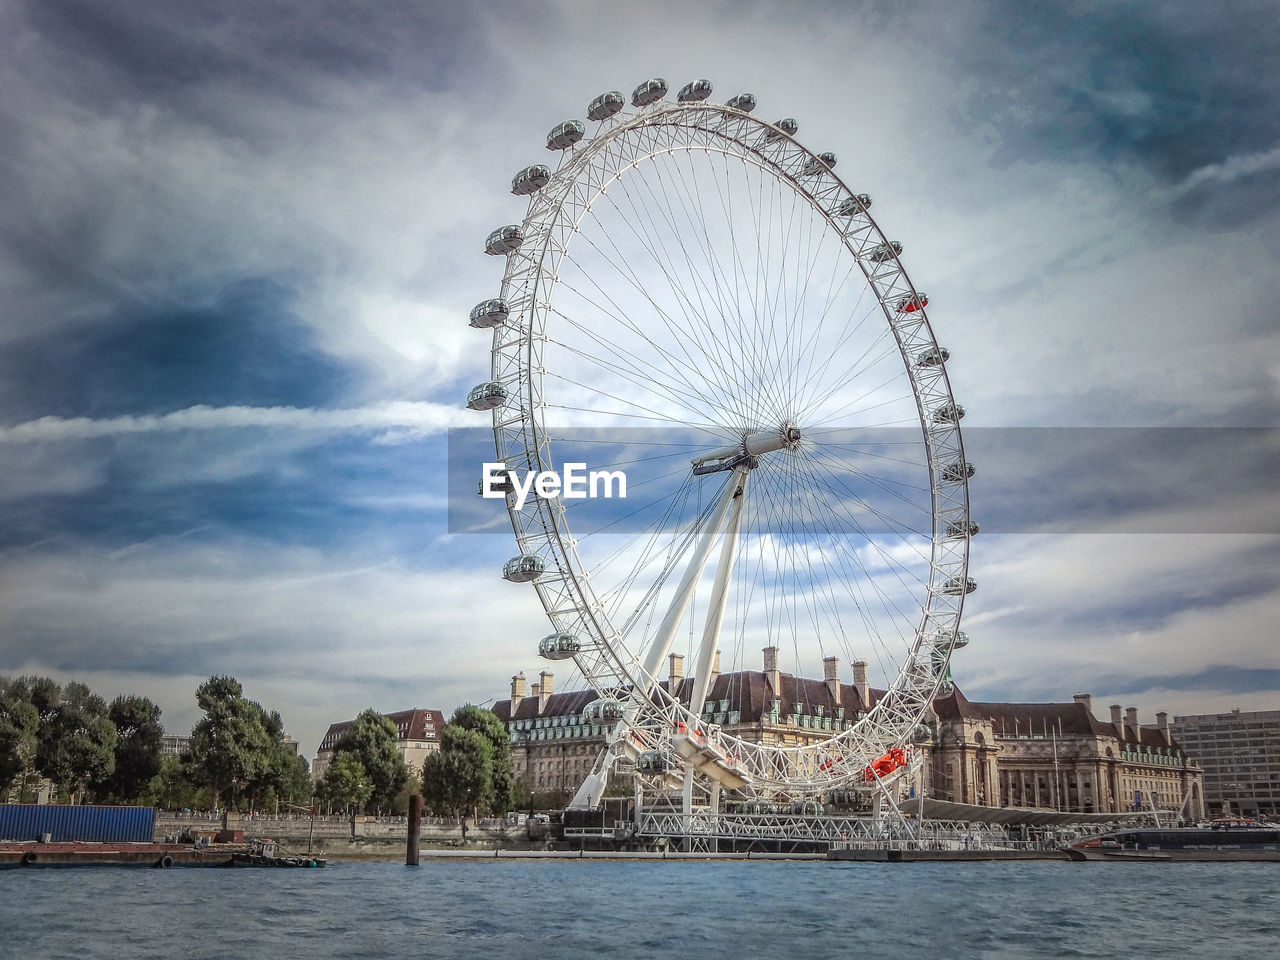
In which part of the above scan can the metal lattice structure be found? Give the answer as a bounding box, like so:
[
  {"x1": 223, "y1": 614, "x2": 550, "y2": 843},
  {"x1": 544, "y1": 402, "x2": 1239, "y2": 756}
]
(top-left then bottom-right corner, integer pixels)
[{"x1": 468, "y1": 78, "x2": 974, "y2": 807}]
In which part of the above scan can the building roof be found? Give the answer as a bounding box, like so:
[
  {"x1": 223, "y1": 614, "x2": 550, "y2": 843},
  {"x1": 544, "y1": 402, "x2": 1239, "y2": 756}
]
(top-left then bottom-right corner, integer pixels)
[
  {"x1": 318, "y1": 708, "x2": 445, "y2": 752},
  {"x1": 492, "y1": 669, "x2": 883, "y2": 724},
  {"x1": 932, "y1": 690, "x2": 1193, "y2": 756}
]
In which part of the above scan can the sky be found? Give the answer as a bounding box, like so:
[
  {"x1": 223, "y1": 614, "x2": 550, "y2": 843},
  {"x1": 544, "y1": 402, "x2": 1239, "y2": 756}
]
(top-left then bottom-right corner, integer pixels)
[{"x1": 1, "y1": 0, "x2": 1278, "y2": 759}]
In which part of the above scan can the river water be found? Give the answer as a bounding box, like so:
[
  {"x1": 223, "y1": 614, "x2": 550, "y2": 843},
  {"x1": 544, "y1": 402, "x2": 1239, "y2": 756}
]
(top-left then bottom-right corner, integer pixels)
[{"x1": 3, "y1": 860, "x2": 1278, "y2": 959}]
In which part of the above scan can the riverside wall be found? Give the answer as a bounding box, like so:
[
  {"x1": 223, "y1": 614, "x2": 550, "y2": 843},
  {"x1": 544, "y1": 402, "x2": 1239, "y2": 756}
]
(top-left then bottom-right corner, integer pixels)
[{"x1": 153, "y1": 814, "x2": 545, "y2": 860}]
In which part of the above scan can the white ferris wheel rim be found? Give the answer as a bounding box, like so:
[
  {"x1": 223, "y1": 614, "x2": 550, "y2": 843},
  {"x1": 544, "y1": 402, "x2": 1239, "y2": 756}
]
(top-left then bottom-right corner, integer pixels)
[{"x1": 480, "y1": 89, "x2": 972, "y2": 796}]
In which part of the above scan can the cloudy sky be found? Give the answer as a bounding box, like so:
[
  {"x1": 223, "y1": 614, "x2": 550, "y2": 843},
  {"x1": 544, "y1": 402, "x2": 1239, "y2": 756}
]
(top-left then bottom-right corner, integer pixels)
[{"x1": 1, "y1": 0, "x2": 1277, "y2": 757}]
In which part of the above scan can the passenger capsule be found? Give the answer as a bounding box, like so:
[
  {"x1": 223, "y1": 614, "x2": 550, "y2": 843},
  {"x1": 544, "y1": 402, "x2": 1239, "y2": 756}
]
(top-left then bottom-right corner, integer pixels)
[
  {"x1": 477, "y1": 464, "x2": 516, "y2": 496},
  {"x1": 836, "y1": 193, "x2": 873, "y2": 215},
  {"x1": 538, "y1": 632, "x2": 581, "y2": 661},
  {"x1": 942, "y1": 461, "x2": 975, "y2": 482},
  {"x1": 913, "y1": 723, "x2": 932, "y2": 742},
  {"x1": 635, "y1": 750, "x2": 670, "y2": 773},
  {"x1": 677, "y1": 79, "x2": 713, "y2": 103},
  {"x1": 466, "y1": 381, "x2": 508, "y2": 411},
  {"x1": 743, "y1": 798, "x2": 778, "y2": 814},
  {"x1": 801, "y1": 152, "x2": 837, "y2": 176},
  {"x1": 725, "y1": 92, "x2": 756, "y2": 112},
  {"x1": 582, "y1": 698, "x2": 624, "y2": 723},
  {"x1": 949, "y1": 630, "x2": 970, "y2": 650},
  {"x1": 485, "y1": 225, "x2": 524, "y2": 256},
  {"x1": 587, "y1": 90, "x2": 626, "y2": 121},
  {"x1": 945, "y1": 519, "x2": 980, "y2": 538},
  {"x1": 931, "y1": 401, "x2": 965, "y2": 423},
  {"x1": 631, "y1": 77, "x2": 668, "y2": 107},
  {"x1": 763, "y1": 117, "x2": 799, "y2": 141},
  {"x1": 511, "y1": 164, "x2": 551, "y2": 196},
  {"x1": 941, "y1": 576, "x2": 978, "y2": 596},
  {"x1": 934, "y1": 672, "x2": 955, "y2": 699},
  {"x1": 546, "y1": 120, "x2": 585, "y2": 151},
  {"x1": 915, "y1": 345, "x2": 950, "y2": 367},
  {"x1": 864, "y1": 240, "x2": 903, "y2": 263},
  {"x1": 468, "y1": 298, "x2": 509, "y2": 329},
  {"x1": 895, "y1": 292, "x2": 928, "y2": 313},
  {"x1": 503, "y1": 554, "x2": 545, "y2": 583},
  {"x1": 790, "y1": 800, "x2": 824, "y2": 815}
]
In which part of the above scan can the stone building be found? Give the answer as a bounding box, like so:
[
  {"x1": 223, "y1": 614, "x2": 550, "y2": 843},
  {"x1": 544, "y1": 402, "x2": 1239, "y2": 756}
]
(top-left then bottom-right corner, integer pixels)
[
  {"x1": 493, "y1": 648, "x2": 1204, "y2": 819},
  {"x1": 1171, "y1": 708, "x2": 1280, "y2": 819},
  {"x1": 928, "y1": 690, "x2": 1204, "y2": 818},
  {"x1": 312, "y1": 707, "x2": 446, "y2": 780}
]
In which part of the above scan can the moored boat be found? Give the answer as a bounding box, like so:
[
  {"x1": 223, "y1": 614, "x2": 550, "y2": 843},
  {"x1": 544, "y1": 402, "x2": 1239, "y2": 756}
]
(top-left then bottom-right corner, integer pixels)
[
  {"x1": 228, "y1": 839, "x2": 326, "y2": 868},
  {"x1": 1068, "y1": 819, "x2": 1280, "y2": 861}
]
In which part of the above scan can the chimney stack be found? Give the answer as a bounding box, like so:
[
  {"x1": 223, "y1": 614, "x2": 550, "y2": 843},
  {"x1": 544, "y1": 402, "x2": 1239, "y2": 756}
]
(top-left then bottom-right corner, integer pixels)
[
  {"x1": 852, "y1": 660, "x2": 869, "y2": 710},
  {"x1": 1109, "y1": 703, "x2": 1123, "y2": 728},
  {"x1": 1124, "y1": 706, "x2": 1139, "y2": 740},
  {"x1": 763, "y1": 646, "x2": 780, "y2": 693},
  {"x1": 1072, "y1": 693, "x2": 1094, "y2": 717},
  {"x1": 511, "y1": 672, "x2": 526, "y2": 713},
  {"x1": 823, "y1": 656, "x2": 841, "y2": 705},
  {"x1": 1156, "y1": 711, "x2": 1171, "y2": 744},
  {"x1": 539, "y1": 670, "x2": 553, "y2": 713},
  {"x1": 669, "y1": 653, "x2": 684, "y2": 687}
]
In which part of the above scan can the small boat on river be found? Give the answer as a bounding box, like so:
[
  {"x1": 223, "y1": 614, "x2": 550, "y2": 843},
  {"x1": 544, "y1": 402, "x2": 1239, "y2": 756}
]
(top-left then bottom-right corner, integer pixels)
[
  {"x1": 1068, "y1": 818, "x2": 1280, "y2": 861},
  {"x1": 228, "y1": 839, "x2": 326, "y2": 868}
]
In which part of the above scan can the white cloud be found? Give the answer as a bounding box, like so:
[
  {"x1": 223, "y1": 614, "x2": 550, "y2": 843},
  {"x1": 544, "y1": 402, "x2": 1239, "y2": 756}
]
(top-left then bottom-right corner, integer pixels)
[{"x1": 0, "y1": 401, "x2": 455, "y2": 443}]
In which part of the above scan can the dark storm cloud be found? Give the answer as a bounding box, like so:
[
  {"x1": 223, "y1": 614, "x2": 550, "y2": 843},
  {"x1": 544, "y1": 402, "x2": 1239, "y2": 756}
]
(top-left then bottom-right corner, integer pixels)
[
  {"x1": 0, "y1": 431, "x2": 449, "y2": 559},
  {"x1": 930, "y1": 0, "x2": 1280, "y2": 225},
  {"x1": 1096, "y1": 665, "x2": 1280, "y2": 699},
  {"x1": 20, "y1": 0, "x2": 521, "y2": 107},
  {"x1": 0, "y1": 278, "x2": 353, "y2": 422}
]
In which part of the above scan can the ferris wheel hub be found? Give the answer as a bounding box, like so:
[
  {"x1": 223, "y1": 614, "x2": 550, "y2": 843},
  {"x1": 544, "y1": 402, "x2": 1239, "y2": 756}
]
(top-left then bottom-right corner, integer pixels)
[{"x1": 690, "y1": 423, "x2": 801, "y2": 474}]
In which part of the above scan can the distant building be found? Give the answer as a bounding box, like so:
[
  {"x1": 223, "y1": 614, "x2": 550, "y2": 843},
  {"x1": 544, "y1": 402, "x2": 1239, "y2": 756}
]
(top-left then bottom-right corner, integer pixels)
[
  {"x1": 312, "y1": 708, "x2": 446, "y2": 780},
  {"x1": 160, "y1": 734, "x2": 191, "y2": 758},
  {"x1": 929, "y1": 692, "x2": 1204, "y2": 818},
  {"x1": 1171, "y1": 708, "x2": 1280, "y2": 819},
  {"x1": 492, "y1": 649, "x2": 1204, "y2": 818}
]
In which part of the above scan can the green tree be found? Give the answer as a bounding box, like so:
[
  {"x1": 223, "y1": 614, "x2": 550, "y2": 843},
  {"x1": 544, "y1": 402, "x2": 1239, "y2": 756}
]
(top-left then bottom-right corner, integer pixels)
[
  {"x1": 95, "y1": 695, "x2": 164, "y2": 803},
  {"x1": 421, "y1": 724, "x2": 493, "y2": 817},
  {"x1": 35, "y1": 681, "x2": 117, "y2": 803},
  {"x1": 149, "y1": 753, "x2": 209, "y2": 811},
  {"x1": 449, "y1": 705, "x2": 514, "y2": 814},
  {"x1": 332, "y1": 709, "x2": 407, "y2": 812},
  {"x1": 0, "y1": 678, "x2": 39, "y2": 798},
  {"x1": 321, "y1": 752, "x2": 372, "y2": 814},
  {"x1": 185, "y1": 676, "x2": 274, "y2": 808}
]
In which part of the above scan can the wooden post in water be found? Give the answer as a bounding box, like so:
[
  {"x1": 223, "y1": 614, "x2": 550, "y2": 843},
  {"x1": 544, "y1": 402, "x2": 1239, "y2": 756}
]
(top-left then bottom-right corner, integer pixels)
[{"x1": 406, "y1": 794, "x2": 423, "y2": 866}]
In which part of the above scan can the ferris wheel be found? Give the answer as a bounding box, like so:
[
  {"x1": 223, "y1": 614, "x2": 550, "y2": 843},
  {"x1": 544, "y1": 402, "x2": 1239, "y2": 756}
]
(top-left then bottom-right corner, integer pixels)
[{"x1": 466, "y1": 78, "x2": 975, "y2": 810}]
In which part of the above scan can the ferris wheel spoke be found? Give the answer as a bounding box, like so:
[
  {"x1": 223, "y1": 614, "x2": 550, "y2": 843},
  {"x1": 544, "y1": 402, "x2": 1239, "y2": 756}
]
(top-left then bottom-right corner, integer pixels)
[
  {"x1": 603, "y1": 168, "x2": 751, "y2": 408},
  {"x1": 560, "y1": 228, "x2": 746, "y2": 426}
]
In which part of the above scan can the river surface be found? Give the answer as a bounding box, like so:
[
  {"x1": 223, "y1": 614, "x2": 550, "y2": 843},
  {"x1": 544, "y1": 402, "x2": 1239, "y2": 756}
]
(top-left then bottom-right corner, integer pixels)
[{"x1": 3, "y1": 860, "x2": 1278, "y2": 959}]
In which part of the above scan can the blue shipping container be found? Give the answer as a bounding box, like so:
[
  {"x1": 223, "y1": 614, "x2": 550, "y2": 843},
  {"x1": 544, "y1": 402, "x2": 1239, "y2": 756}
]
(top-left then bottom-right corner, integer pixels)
[{"x1": 0, "y1": 804, "x2": 156, "y2": 843}]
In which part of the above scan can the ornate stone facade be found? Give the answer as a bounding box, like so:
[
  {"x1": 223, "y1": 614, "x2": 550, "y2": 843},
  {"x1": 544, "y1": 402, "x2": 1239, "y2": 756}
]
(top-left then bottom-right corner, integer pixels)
[{"x1": 492, "y1": 650, "x2": 1205, "y2": 819}]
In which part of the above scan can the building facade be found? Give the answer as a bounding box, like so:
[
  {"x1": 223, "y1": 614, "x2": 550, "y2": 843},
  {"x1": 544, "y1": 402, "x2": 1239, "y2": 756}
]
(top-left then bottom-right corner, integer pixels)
[
  {"x1": 1171, "y1": 708, "x2": 1280, "y2": 819},
  {"x1": 928, "y1": 691, "x2": 1203, "y2": 818},
  {"x1": 312, "y1": 708, "x2": 446, "y2": 780},
  {"x1": 493, "y1": 648, "x2": 1204, "y2": 819}
]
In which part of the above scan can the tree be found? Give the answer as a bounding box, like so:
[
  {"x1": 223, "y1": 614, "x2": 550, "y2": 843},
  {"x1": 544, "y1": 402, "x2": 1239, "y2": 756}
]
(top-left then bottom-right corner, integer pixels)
[
  {"x1": 35, "y1": 681, "x2": 117, "y2": 803},
  {"x1": 449, "y1": 705, "x2": 514, "y2": 814},
  {"x1": 0, "y1": 678, "x2": 39, "y2": 798},
  {"x1": 331, "y1": 709, "x2": 408, "y2": 812},
  {"x1": 95, "y1": 695, "x2": 164, "y2": 803},
  {"x1": 321, "y1": 752, "x2": 371, "y2": 814},
  {"x1": 185, "y1": 676, "x2": 274, "y2": 808},
  {"x1": 421, "y1": 725, "x2": 493, "y2": 817}
]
